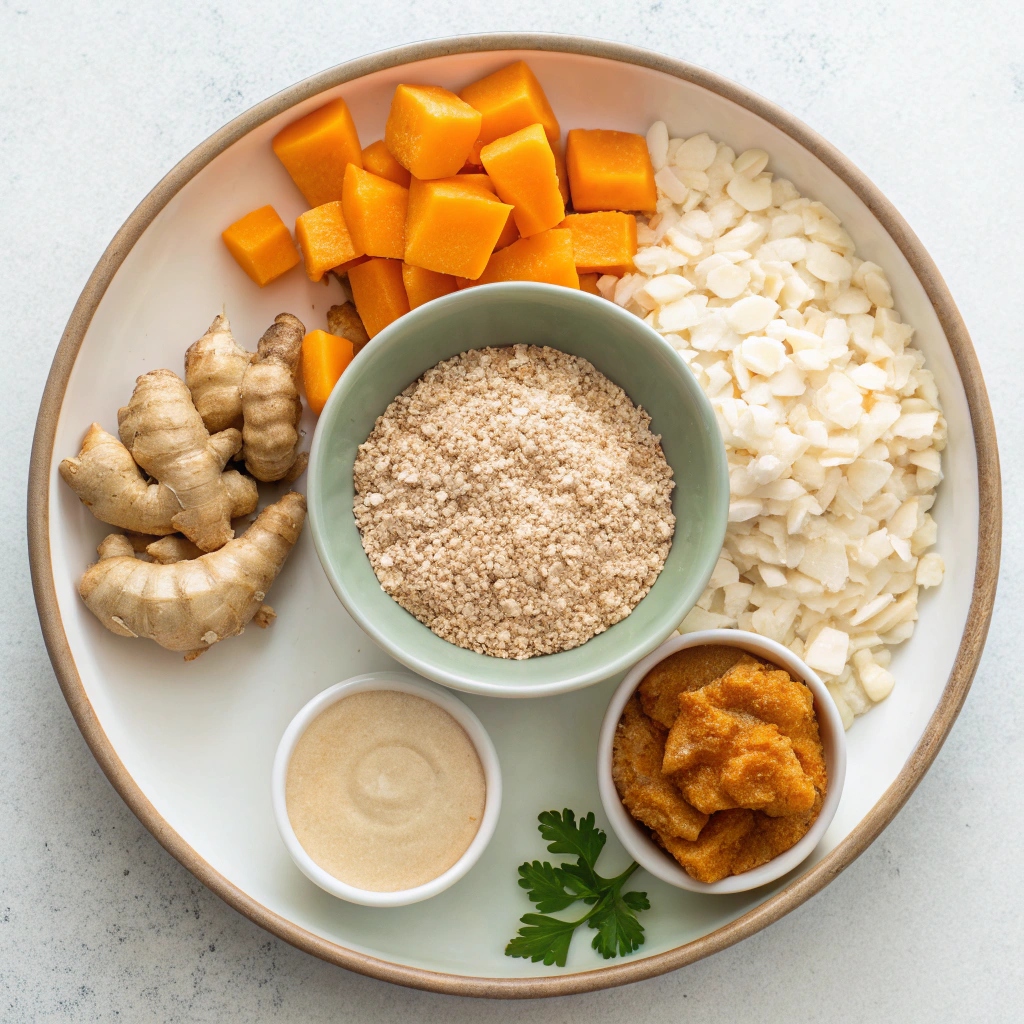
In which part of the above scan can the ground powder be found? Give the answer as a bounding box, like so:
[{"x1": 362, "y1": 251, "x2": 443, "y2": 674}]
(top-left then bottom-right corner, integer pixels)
[{"x1": 353, "y1": 344, "x2": 676, "y2": 658}]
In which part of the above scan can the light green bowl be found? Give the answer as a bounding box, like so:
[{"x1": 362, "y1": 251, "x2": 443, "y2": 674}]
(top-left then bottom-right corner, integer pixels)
[{"x1": 307, "y1": 282, "x2": 728, "y2": 697}]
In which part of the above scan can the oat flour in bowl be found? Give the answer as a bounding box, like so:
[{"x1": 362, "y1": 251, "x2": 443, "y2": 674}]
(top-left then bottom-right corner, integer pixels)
[{"x1": 353, "y1": 344, "x2": 676, "y2": 659}]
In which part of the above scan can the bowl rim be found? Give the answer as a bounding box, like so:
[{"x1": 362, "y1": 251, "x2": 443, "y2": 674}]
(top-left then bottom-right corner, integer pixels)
[
  {"x1": 597, "y1": 629, "x2": 848, "y2": 894},
  {"x1": 271, "y1": 671, "x2": 502, "y2": 907},
  {"x1": 305, "y1": 280, "x2": 729, "y2": 697},
  {"x1": 27, "y1": 33, "x2": 1001, "y2": 999}
]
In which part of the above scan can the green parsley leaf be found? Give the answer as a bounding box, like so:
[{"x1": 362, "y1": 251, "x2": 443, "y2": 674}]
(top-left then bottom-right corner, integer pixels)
[
  {"x1": 505, "y1": 809, "x2": 652, "y2": 969},
  {"x1": 517, "y1": 860, "x2": 579, "y2": 913},
  {"x1": 588, "y1": 890, "x2": 649, "y2": 959},
  {"x1": 558, "y1": 861, "x2": 603, "y2": 903},
  {"x1": 504, "y1": 913, "x2": 577, "y2": 967},
  {"x1": 621, "y1": 889, "x2": 651, "y2": 912},
  {"x1": 538, "y1": 809, "x2": 606, "y2": 865}
]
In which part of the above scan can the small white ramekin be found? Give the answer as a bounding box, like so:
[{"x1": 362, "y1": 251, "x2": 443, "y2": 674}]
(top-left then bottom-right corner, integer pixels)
[
  {"x1": 598, "y1": 629, "x2": 847, "y2": 894},
  {"x1": 272, "y1": 671, "x2": 502, "y2": 907}
]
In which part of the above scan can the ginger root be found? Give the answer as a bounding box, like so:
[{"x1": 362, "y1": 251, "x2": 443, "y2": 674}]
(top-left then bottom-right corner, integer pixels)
[
  {"x1": 59, "y1": 423, "x2": 257, "y2": 538},
  {"x1": 184, "y1": 314, "x2": 253, "y2": 432},
  {"x1": 117, "y1": 369, "x2": 251, "y2": 552},
  {"x1": 181, "y1": 309, "x2": 311, "y2": 481},
  {"x1": 63, "y1": 310, "x2": 312, "y2": 663},
  {"x1": 79, "y1": 492, "x2": 306, "y2": 659},
  {"x1": 144, "y1": 532, "x2": 278, "y2": 625},
  {"x1": 327, "y1": 302, "x2": 370, "y2": 357},
  {"x1": 145, "y1": 534, "x2": 204, "y2": 564},
  {"x1": 240, "y1": 313, "x2": 307, "y2": 482}
]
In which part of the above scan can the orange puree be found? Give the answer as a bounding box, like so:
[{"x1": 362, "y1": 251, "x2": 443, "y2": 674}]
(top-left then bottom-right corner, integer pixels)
[{"x1": 613, "y1": 648, "x2": 827, "y2": 883}]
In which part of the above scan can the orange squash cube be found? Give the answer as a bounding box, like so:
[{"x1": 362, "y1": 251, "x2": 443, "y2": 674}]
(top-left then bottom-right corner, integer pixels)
[
  {"x1": 452, "y1": 172, "x2": 497, "y2": 195},
  {"x1": 559, "y1": 211, "x2": 637, "y2": 276},
  {"x1": 333, "y1": 254, "x2": 370, "y2": 275},
  {"x1": 459, "y1": 61, "x2": 560, "y2": 145},
  {"x1": 480, "y1": 123, "x2": 565, "y2": 237},
  {"x1": 467, "y1": 228, "x2": 579, "y2": 289},
  {"x1": 412, "y1": 172, "x2": 501, "y2": 202},
  {"x1": 272, "y1": 98, "x2": 362, "y2": 207},
  {"x1": 222, "y1": 206, "x2": 300, "y2": 287},
  {"x1": 579, "y1": 273, "x2": 601, "y2": 295},
  {"x1": 294, "y1": 202, "x2": 360, "y2": 282},
  {"x1": 402, "y1": 263, "x2": 458, "y2": 309},
  {"x1": 302, "y1": 330, "x2": 354, "y2": 416},
  {"x1": 342, "y1": 164, "x2": 408, "y2": 260},
  {"x1": 565, "y1": 129, "x2": 657, "y2": 212},
  {"x1": 404, "y1": 178, "x2": 513, "y2": 279},
  {"x1": 460, "y1": 138, "x2": 485, "y2": 171},
  {"x1": 361, "y1": 139, "x2": 412, "y2": 187},
  {"x1": 552, "y1": 139, "x2": 569, "y2": 206},
  {"x1": 450, "y1": 174, "x2": 518, "y2": 249},
  {"x1": 493, "y1": 209, "x2": 519, "y2": 251},
  {"x1": 385, "y1": 85, "x2": 482, "y2": 180},
  {"x1": 347, "y1": 258, "x2": 410, "y2": 338}
]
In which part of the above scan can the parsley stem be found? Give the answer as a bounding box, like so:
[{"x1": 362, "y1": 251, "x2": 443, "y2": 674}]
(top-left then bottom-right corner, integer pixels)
[
  {"x1": 609, "y1": 861, "x2": 641, "y2": 889},
  {"x1": 564, "y1": 861, "x2": 642, "y2": 930}
]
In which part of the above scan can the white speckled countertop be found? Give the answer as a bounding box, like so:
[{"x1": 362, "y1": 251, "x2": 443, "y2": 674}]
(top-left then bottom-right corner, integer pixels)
[{"x1": 1, "y1": 2, "x2": 1020, "y2": 1020}]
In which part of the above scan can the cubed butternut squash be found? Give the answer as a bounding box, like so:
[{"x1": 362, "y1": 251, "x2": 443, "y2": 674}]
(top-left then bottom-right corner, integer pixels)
[
  {"x1": 460, "y1": 138, "x2": 485, "y2": 171},
  {"x1": 333, "y1": 254, "x2": 370, "y2": 275},
  {"x1": 295, "y1": 202, "x2": 361, "y2": 282},
  {"x1": 347, "y1": 258, "x2": 410, "y2": 338},
  {"x1": 222, "y1": 206, "x2": 300, "y2": 287},
  {"x1": 579, "y1": 273, "x2": 601, "y2": 295},
  {"x1": 302, "y1": 330, "x2": 354, "y2": 416},
  {"x1": 465, "y1": 228, "x2": 579, "y2": 289},
  {"x1": 442, "y1": 173, "x2": 518, "y2": 249},
  {"x1": 493, "y1": 209, "x2": 519, "y2": 251},
  {"x1": 404, "y1": 178, "x2": 513, "y2": 279},
  {"x1": 272, "y1": 98, "x2": 362, "y2": 207},
  {"x1": 559, "y1": 211, "x2": 637, "y2": 276},
  {"x1": 480, "y1": 123, "x2": 565, "y2": 237},
  {"x1": 565, "y1": 129, "x2": 657, "y2": 212},
  {"x1": 552, "y1": 139, "x2": 569, "y2": 206},
  {"x1": 361, "y1": 139, "x2": 412, "y2": 187},
  {"x1": 342, "y1": 164, "x2": 408, "y2": 260},
  {"x1": 459, "y1": 61, "x2": 560, "y2": 145},
  {"x1": 451, "y1": 172, "x2": 497, "y2": 195},
  {"x1": 385, "y1": 85, "x2": 482, "y2": 180},
  {"x1": 402, "y1": 263, "x2": 458, "y2": 309},
  {"x1": 449, "y1": 173, "x2": 521, "y2": 248}
]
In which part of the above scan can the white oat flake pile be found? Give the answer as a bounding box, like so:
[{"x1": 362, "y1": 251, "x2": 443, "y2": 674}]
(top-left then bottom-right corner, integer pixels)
[
  {"x1": 354, "y1": 345, "x2": 676, "y2": 660},
  {"x1": 596, "y1": 123, "x2": 946, "y2": 726}
]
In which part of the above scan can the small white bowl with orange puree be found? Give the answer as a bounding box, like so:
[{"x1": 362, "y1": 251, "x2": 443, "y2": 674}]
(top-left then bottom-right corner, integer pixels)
[
  {"x1": 598, "y1": 629, "x2": 846, "y2": 895},
  {"x1": 273, "y1": 672, "x2": 501, "y2": 907}
]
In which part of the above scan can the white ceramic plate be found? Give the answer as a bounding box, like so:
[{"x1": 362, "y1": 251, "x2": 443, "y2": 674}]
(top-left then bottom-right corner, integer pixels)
[{"x1": 29, "y1": 37, "x2": 999, "y2": 998}]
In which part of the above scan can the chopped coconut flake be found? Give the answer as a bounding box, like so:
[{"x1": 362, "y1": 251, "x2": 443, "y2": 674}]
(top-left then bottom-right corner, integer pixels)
[{"x1": 633, "y1": 130, "x2": 945, "y2": 723}]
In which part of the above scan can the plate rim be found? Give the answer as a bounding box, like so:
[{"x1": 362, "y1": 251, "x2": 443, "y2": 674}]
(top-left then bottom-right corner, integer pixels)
[{"x1": 26, "y1": 32, "x2": 1002, "y2": 999}]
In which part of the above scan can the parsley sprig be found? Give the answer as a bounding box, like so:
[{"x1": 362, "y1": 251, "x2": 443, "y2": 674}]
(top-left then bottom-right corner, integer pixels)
[{"x1": 504, "y1": 809, "x2": 651, "y2": 967}]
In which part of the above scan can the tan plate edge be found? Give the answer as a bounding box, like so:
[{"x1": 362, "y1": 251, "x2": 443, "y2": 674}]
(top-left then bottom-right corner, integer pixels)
[{"x1": 27, "y1": 33, "x2": 1001, "y2": 999}]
